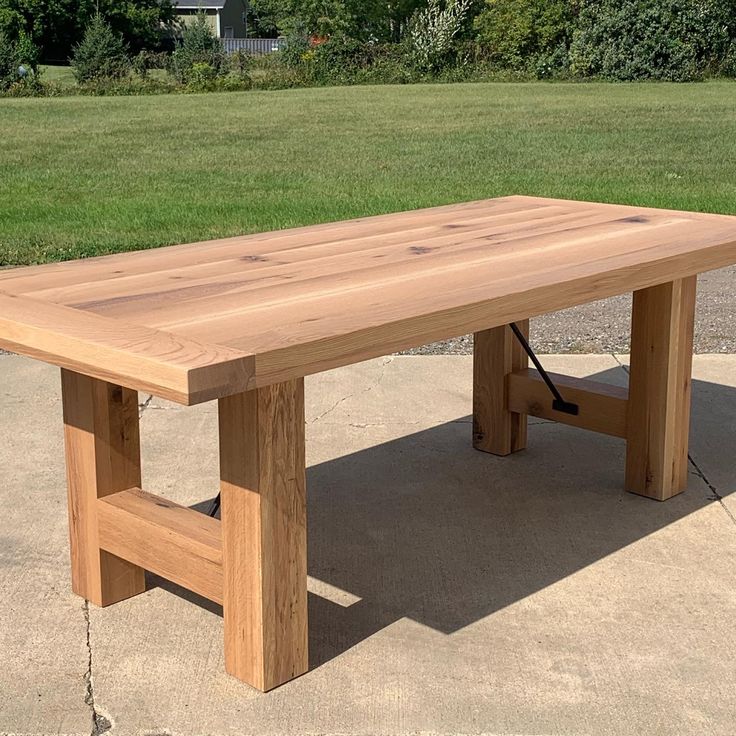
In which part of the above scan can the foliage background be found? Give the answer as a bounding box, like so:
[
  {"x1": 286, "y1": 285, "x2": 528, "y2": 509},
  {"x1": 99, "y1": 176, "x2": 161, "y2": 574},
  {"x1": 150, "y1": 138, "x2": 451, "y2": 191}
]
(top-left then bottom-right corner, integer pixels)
[
  {"x1": 2, "y1": 0, "x2": 736, "y2": 94},
  {"x1": 0, "y1": 0, "x2": 174, "y2": 62}
]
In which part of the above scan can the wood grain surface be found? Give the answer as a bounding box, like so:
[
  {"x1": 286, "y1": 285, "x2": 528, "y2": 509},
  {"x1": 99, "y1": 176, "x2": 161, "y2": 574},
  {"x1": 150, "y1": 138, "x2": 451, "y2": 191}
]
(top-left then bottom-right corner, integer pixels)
[
  {"x1": 626, "y1": 277, "x2": 697, "y2": 499},
  {"x1": 61, "y1": 370, "x2": 146, "y2": 606},
  {"x1": 507, "y1": 369, "x2": 629, "y2": 438},
  {"x1": 3, "y1": 197, "x2": 736, "y2": 402},
  {"x1": 219, "y1": 378, "x2": 308, "y2": 691},
  {"x1": 473, "y1": 321, "x2": 528, "y2": 455},
  {"x1": 97, "y1": 488, "x2": 223, "y2": 604}
]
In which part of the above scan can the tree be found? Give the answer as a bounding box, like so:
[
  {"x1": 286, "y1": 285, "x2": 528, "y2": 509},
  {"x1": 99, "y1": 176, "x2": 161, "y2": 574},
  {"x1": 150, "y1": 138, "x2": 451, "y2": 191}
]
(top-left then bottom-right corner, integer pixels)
[
  {"x1": 0, "y1": 27, "x2": 39, "y2": 89},
  {"x1": 384, "y1": 0, "x2": 432, "y2": 42},
  {"x1": 98, "y1": 1, "x2": 176, "y2": 55},
  {"x1": 72, "y1": 13, "x2": 130, "y2": 82},
  {"x1": 0, "y1": 29, "x2": 17, "y2": 87},
  {"x1": 570, "y1": 0, "x2": 736, "y2": 81},
  {"x1": 0, "y1": 0, "x2": 174, "y2": 63},
  {"x1": 410, "y1": 0, "x2": 473, "y2": 70},
  {"x1": 474, "y1": 0, "x2": 575, "y2": 69},
  {"x1": 169, "y1": 11, "x2": 226, "y2": 83},
  {"x1": 248, "y1": 0, "x2": 428, "y2": 42}
]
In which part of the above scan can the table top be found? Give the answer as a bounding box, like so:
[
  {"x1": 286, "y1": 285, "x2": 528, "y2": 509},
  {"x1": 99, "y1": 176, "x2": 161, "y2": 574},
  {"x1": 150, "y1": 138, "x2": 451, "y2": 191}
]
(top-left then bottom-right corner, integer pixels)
[{"x1": 2, "y1": 195, "x2": 736, "y2": 404}]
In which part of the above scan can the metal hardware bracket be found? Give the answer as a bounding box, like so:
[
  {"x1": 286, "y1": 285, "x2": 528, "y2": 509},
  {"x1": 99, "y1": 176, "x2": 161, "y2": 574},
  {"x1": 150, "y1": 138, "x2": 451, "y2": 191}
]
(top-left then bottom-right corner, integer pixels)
[{"x1": 509, "y1": 322, "x2": 579, "y2": 416}]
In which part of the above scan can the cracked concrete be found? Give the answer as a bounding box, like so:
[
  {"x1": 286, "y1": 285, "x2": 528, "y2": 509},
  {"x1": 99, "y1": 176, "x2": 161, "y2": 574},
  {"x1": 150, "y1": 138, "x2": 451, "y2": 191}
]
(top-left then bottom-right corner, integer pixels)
[
  {"x1": 2, "y1": 353, "x2": 736, "y2": 736},
  {"x1": 605, "y1": 354, "x2": 732, "y2": 525},
  {"x1": 309, "y1": 356, "x2": 395, "y2": 425},
  {"x1": 615, "y1": 353, "x2": 736, "y2": 531},
  {"x1": 83, "y1": 600, "x2": 112, "y2": 736},
  {"x1": 689, "y1": 456, "x2": 736, "y2": 526}
]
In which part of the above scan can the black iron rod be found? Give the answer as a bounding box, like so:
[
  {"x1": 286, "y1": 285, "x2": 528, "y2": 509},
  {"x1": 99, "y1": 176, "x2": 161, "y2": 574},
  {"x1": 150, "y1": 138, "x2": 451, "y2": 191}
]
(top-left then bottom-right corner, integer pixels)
[
  {"x1": 508, "y1": 322, "x2": 567, "y2": 406},
  {"x1": 208, "y1": 493, "x2": 221, "y2": 518}
]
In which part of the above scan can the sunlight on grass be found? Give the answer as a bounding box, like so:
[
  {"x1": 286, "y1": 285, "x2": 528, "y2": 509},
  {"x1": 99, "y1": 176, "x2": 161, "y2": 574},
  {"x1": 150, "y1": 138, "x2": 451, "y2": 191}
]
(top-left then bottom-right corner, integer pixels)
[
  {"x1": 1, "y1": 81, "x2": 735, "y2": 265},
  {"x1": 38, "y1": 64, "x2": 75, "y2": 85}
]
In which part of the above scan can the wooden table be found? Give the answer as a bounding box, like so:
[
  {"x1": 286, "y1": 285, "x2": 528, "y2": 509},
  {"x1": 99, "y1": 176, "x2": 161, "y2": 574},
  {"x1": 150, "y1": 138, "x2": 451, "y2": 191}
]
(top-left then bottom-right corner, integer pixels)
[{"x1": 2, "y1": 195, "x2": 736, "y2": 691}]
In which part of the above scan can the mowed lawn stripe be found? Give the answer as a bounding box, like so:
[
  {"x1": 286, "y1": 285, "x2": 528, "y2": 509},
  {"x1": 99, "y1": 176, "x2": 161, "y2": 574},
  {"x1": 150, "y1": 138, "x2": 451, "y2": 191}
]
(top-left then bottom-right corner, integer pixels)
[{"x1": 1, "y1": 81, "x2": 735, "y2": 265}]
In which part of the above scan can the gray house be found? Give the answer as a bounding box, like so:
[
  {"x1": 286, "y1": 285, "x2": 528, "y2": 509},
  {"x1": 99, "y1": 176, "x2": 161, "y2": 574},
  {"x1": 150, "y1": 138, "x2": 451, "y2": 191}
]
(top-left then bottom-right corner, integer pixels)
[{"x1": 172, "y1": 0, "x2": 248, "y2": 39}]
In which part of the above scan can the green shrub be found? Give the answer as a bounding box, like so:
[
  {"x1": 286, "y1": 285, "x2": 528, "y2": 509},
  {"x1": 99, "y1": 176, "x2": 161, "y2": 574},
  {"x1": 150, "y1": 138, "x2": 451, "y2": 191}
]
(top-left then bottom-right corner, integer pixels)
[
  {"x1": 182, "y1": 60, "x2": 252, "y2": 93},
  {"x1": 249, "y1": 52, "x2": 310, "y2": 89},
  {"x1": 72, "y1": 14, "x2": 131, "y2": 83},
  {"x1": 0, "y1": 29, "x2": 16, "y2": 88},
  {"x1": 0, "y1": 28, "x2": 41, "y2": 91},
  {"x1": 350, "y1": 43, "x2": 419, "y2": 84},
  {"x1": 14, "y1": 30, "x2": 39, "y2": 70},
  {"x1": 186, "y1": 61, "x2": 216, "y2": 90},
  {"x1": 307, "y1": 35, "x2": 366, "y2": 83},
  {"x1": 570, "y1": 0, "x2": 736, "y2": 81},
  {"x1": 74, "y1": 75, "x2": 179, "y2": 96},
  {"x1": 409, "y1": 0, "x2": 473, "y2": 71},
  {"x1": 169, "y1": 12, "x2": 226, "y2": 83},
  {"x1": 474, "y1": 0, "x2": 574, "y2": 72},
  {"x1": 532, "y1": 42, "x2": 572, "y2": 79},
  {"x1": 215, "y1": 71, "x2": 253, "y2": 91},
  {"x1": 228, "y1": 49, "x2": 253, "y2": 76},
  {"x1": 132, "y1": 49, "x2": 168, "y2": 78},
  {"x1": 722, "y1": 45, "x2": 736, "y2": 78},
  {"x1": 280, "y1": 32, "x2": 312, "y2": 69},
  {"x1": 279, "y1": 36, "x2": 420, "y2": 86}
]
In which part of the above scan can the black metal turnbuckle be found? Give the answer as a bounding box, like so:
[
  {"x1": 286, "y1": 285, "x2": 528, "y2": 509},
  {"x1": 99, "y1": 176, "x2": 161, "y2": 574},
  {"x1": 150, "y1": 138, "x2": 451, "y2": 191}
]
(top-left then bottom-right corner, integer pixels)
[{"x1": 508, "y1": 322, "x2": 579, "y2": 416}]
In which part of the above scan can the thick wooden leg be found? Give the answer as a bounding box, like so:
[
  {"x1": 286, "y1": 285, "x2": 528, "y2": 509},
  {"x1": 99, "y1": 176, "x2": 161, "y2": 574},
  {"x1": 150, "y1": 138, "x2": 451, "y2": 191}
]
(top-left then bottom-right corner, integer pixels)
[
  {"x1": 219, "y1": 378, "x2": 308, "y2": 692},
  {"x1": 626, "y1": 277, "x2": 697, "y2": 500},
  {"x1": 473, "y1": 321, "x2": 529, "y2": 455},
  {"x1": 61, "y1": 369, "x2": 146, "y2": 606}
]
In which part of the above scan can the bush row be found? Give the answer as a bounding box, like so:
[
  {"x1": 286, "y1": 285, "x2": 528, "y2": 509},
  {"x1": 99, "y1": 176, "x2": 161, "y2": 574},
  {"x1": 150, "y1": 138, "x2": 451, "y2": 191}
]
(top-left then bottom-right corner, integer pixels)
[
  {"x1": 0, "y1": 28, "x2": 42, "y2": 93},
  {"x1": 475, "y1": 0, "x2": 736, "y2": 82},
  {"x1": 3, "y1": 1, "x2": 736, "y2": 97}
]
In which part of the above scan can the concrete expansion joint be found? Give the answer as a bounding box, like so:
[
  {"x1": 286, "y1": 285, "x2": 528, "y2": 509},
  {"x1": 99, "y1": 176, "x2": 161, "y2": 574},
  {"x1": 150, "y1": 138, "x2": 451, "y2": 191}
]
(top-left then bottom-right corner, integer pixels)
[
  {"x1": 611, "y1": 350, "x2": 733, "y2": 527},
  {"x1": 609, "y1": 352, "x2": 734, "y2": 526},
  {"x1": 83, "y1": 601, "x2": 112, "y2": 736},
  {"x1": 139, "y1": 405, "x2": 188, "y2": 413},
  {"x1": 348, "y1": 421, "x2": 414, "y2": 428},
  {"x1": 688, "y1": 456, "x2": 736, "y2": 527}
]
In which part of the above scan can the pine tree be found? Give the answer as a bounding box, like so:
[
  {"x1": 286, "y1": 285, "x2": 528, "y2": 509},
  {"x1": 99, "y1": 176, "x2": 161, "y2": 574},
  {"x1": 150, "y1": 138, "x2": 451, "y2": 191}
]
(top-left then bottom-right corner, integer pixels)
[
  {"x1": 72, "y1": 14, "x2": 130, "y2": 83},
  {"x1": 0, "y1": 31, "x2": 16, "y2": 89}
]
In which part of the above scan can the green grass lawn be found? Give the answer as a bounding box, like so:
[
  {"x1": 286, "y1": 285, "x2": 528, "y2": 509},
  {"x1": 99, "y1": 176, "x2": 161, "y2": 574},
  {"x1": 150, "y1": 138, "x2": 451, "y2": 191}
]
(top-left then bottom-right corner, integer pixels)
[
  {"x1": 38, "y1": 64, "x2": 169, "y2": 86},
  {"x1": 1, "y1": 81, "x2": 735, "y2": 265},
  {"x1": 38, "y1": 64, "x2": 76, "y2": 85}
]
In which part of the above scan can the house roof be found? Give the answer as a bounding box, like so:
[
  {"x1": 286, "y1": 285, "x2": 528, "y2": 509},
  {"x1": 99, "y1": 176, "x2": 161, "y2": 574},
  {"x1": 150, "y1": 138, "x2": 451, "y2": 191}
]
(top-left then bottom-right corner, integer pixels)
[{"x1": 173, "y1": 1, "x2": 225, "y2": 9}]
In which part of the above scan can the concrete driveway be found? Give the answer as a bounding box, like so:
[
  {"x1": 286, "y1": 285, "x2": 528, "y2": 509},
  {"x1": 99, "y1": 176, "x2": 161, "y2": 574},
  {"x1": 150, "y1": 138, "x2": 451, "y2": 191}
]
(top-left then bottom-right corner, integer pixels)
[{"x1": 1, "y1": 353, "x2": 735, "y2": 736}]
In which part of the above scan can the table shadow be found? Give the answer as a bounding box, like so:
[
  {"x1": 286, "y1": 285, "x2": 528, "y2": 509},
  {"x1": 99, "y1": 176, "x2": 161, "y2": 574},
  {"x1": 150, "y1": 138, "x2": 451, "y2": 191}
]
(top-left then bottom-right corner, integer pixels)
[{"x1": 150, "y1": 366, "x2": 736, "y2": 671}]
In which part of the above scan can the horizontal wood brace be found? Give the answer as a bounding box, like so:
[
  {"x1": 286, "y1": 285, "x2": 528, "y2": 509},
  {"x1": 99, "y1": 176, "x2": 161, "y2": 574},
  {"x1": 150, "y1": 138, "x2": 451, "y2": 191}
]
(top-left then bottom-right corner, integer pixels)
[
  {"x1": 97, "y1": 488, "x2": 223, "y2": 605},
  {"x1": 506, "y1": 368, "x2": 629, "y2": 439}
]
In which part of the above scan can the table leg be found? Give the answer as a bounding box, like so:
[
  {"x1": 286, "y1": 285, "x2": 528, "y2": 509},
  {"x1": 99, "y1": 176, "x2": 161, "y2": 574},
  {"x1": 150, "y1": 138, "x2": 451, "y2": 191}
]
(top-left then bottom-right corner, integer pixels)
[
  {"x1": 473, "y1": 321, "x2": 529, "y2": 455},
  {"x1": 61, "y1": 369, "x2": 146, "y2": 606},
  {"x1": 218, "y1": 378, "x2": 308, "y2": 691},
  {"x1": 626, "y1": 277, "x2": 697, "y2": 500}
]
